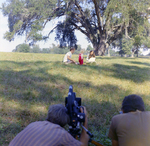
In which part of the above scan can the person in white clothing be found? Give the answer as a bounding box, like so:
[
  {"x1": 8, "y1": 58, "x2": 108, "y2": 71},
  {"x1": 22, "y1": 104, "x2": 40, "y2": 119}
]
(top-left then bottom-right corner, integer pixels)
[
  {"x1": 63, "y1": 47, "x2": 77, "y2": 64},
  {"x1": 86, "y1": 50, "x2": 96, "y2": 63}
]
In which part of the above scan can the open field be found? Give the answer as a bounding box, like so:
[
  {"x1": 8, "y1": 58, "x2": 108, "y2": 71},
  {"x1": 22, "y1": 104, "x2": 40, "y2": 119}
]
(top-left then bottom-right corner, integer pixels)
[{"x1": 0, "y1": 52, "x2": 150, "y2": 146}]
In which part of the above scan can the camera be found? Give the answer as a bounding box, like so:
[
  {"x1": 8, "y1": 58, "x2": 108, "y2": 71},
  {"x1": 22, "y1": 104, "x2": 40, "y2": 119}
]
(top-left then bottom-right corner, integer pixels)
[
  {"x1": 65, "y1": 85, "x2": 85, "y2": 137},
  {"x1": 65, "y1": 85, "x2": 103, "y2": 146}
]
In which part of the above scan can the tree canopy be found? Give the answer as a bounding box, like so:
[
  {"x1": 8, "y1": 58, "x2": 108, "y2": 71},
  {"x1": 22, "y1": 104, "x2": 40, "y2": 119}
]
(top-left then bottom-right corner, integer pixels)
[{"x1": 2, "y1": 0, "x2": 150, "y2": 55}]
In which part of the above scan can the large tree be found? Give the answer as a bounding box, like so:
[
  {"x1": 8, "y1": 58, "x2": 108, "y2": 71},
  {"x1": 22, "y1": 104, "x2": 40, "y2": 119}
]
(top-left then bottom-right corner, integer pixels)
[{"x1": 2, "y1": 0, "x2": 150, "y2": 55}]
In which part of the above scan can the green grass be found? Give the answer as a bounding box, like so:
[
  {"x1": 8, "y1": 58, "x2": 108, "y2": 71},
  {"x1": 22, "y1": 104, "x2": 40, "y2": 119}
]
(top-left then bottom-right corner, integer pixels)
[{"x1": 0, "y1": 52, "x2": 150, "y2": 146}]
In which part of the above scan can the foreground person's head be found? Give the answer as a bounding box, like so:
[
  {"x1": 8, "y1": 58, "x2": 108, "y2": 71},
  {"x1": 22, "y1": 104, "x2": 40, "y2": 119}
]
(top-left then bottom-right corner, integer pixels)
[
  {"x1": 121, "y1": 94, "x2": 145, "y2": 113},
  {"x1": 46, "y1": 104, "x2": 70, "y2": 127}
]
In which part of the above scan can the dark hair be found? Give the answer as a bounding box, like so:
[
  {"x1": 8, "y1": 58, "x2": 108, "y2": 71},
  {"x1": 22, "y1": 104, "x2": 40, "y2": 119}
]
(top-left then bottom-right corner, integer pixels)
[
  {"x1": 70, "y1": 47, "x2": 75, "y2": 51},
  {"x1": 46, "y1": 104, "x2": 70, "y2": 127},
  {"x1": 89, "y1": 50, "x2": 95, "y2": 59},
  {"x1": 121, "y1": 94, "x2": 145, "y2": 113}
]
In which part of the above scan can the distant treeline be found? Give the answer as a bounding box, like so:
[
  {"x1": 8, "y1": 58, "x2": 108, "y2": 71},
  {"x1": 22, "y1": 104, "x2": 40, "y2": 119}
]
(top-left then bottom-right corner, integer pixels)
[
  {"x1": 12, "y1": 43, "x2": 94, "y2": 55},
  {"x1": 12, "y1": 43, "x2": 150, "y2": 57}
]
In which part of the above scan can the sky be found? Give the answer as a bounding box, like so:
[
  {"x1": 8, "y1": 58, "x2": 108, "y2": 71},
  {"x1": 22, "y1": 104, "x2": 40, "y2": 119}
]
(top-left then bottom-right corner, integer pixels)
[{"x1": 0, "y1": 0, "x2": 90, "y2": 52}]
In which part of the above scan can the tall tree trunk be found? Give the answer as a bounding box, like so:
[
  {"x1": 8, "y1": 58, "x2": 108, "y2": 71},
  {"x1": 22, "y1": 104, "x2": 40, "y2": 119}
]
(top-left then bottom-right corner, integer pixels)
[
  {"x1": 131, "y1": 49, "x2": 135, "y2": 58},
  {"x1": 106, "y1": 43, "x2": 110, "y2": 57},
  {"x1": 137, "y1": 49, "x2": 139, "y2": 57},
  {"x1": 94, "y1": 36, "x2": 107, "y2": 56},
  {"x1": 107, "y1": 48, "x2": 110, "y2": 57},
  {"x1": 131, "y1": 52, "x2": 134, "y2": 58}
]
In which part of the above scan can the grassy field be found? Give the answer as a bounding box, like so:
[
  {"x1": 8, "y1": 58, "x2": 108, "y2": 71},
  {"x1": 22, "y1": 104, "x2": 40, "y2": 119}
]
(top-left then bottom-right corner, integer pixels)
[{"x1": 0, "y1": 52, "x2": 150, "y2": 146}]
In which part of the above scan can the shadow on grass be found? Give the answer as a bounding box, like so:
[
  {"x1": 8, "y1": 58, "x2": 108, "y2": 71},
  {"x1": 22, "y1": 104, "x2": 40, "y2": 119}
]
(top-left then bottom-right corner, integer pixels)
[
  {"x1": 96, "y1": 56, "x2": 136, "y2": 60},
  {"x1": 111, "y1": 64, "x2": 150, "y2": 83},
  {"x1": 0, "y1": 60, "x2": 149, "y2": 146},
  {"x1": 51, "y1": 61, "x2": 150, "y2": 83},
  {"x1": 2, "y1": 58, "x2": 149, "y2": 83},
  {"x1": 0, "y1": 66, "x2": 126, "y2": 105},
  {"x1": 0, "y1": 120, "x2": 22, "y2": 146},
  {"x1": 127, "y1": 61, "x2": 150, "y2": 67},
  {"x1": 0, "y1": 60, "x2": 52, "y2": 69},
  {"x1": 96, "y1": 56, "x2": 150, "y2": 60}
]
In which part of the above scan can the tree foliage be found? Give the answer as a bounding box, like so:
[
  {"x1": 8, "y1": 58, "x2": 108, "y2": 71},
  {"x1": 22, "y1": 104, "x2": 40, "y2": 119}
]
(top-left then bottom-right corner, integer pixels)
[
  {"x1": 86, "y1": 45, "x2": 93, "y2": 51},
  {"x1": 12, "y1": 43, "x2": 30, "y2": 52},
  {"x1": 121, "y1": 37, "x2": 133, "y2": 56},
  {"x1": 2, "y1": 0, "x2": 150, "y2": 55},
  {"x1": 30, "y1": 45, "x2": 41, "y2": 53},
  {"x1": 12, "y1": 43, "x2": 84, "y2": 54}
]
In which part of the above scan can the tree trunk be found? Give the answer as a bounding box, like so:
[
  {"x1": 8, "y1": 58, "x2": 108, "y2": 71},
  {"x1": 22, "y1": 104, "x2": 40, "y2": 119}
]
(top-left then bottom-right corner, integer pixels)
[
  {"x1": 131, "y1": 48, "x2": 136, "y2": 58},
  {"x1": 137, "y1": 50, "x2": 139, "y2": 57},
  {"x1": 131, "y1": 52, "x2": 134, "y2": 58},
  {"x1": 131, "y1": 51, "x2": 135, "y2": 58},
  {"x1": 106, "y1": 43, "x2": 110, "y2": 57},
  {"x1": 94, "y1": 36, "x2": 107, "y2": 56},
  {"x1": 107, "y1": 48, "x2": 110, "y2": 57}
]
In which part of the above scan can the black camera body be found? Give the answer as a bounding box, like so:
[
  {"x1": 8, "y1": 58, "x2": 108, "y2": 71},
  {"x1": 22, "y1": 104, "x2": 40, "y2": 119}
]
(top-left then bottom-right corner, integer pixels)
[
  {"x1": 65, "y1": 85, "x2": 85, "y2": 137},
  {"x1": 65, "y1": 86, "x2": 101, "y2": 145}
]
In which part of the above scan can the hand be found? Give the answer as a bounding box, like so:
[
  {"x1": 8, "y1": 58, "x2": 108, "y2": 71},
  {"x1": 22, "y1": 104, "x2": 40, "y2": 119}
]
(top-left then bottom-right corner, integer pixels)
[
  {"x1": 80, "y1": 106, "x2": 87, "y2": 117},
  {"x1": 80, "y1": 106, "x2": 88, "y2": 127},
  {"x1": 80, "y1": 106, "x2": 89, "y2": 146}
]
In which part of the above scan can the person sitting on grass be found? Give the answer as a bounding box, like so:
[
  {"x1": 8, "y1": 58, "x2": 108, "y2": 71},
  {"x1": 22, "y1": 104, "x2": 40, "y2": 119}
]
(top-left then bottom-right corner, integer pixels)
[
  {"x1": 63, "y1": 47, "x2": 77, "y2": 64},
  {"x1": 86, "y1": 50, "x2": 96, "y2": 63},
  {"x1": 9, "y1": 104, "x2": 89, "y2": 146},
  {"x1": 79, "y1": 50, "x2": 84, "y2": 65},
  {"x1": 108, "y1": 94, "x2": 150, "y2": 146}
]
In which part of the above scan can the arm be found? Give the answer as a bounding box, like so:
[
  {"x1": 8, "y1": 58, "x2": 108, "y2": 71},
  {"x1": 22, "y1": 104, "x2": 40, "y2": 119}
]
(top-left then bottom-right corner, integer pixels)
[
  {"x1": 86, "y1": 54, "x2": 89, "y2": 61},
  {"x1": 67, "y1": 56, "x2": 76, "y2": 63},
  {"x1": 80, "y1": 107, "x2": 89, "y2": 146},
  {"x1": 112, "y1": 140, "x2": 119, "y2": 146},
  {"x1": 108, "y1": 117, "x2": 119, "y2": 146}
]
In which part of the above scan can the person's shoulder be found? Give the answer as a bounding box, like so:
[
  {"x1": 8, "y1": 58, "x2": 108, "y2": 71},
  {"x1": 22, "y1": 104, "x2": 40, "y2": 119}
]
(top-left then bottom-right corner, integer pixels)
[
  {"x1": 44, "y1": 121, "x2": 63, "y2": 127},
  {"x1": 29, "y1": 121, "x2": 63, "y2": 129},
  {"x1": 143, "y1": 111, "x2": 150, "y2": 114},
  {"x1": 26, "y1": 121, "x2": 41, "y2": 127},
  {"x1": 110, "y1": 114, "x2": 132, "y2": 127},
  {"x1": 112, "y1": 111, "x2": 150, "y2": 120},
  {"x1": 67, "y1": 51, "x2": 71, "y2": 54},
  {"x1": 27, "y1": 121, "x2": 50, "y2": 127},
  {"x1": 141, "y1": 111, "x2": 150, "y2": 116},
  {"x1": 112, "y1": 114, "x2": 121, "y2": 120},
  {"x1": 111, "y1": 113, "x2": 128, "y2": 121}
]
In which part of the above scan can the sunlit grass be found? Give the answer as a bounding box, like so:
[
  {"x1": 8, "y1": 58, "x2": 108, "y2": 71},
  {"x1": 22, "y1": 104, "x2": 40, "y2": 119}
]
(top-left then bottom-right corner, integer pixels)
[{"x1": 0, "y1": 52, "x2": 150, "y2": 145}]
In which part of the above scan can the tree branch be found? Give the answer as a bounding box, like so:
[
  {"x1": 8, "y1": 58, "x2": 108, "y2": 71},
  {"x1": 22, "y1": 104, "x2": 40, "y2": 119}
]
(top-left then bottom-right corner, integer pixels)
[
  {"x1": 92, "y1": 0, "x2": 102, "y2": 34},
  {"x1": 43, "y1": 7, "x2": 65, "y2": 28},
  {"x1": 74, "y1": 0, "x2": 85, "y2": 17},
  {"x1": 73, "y1": 0, "x2": 96, "y2": 41},
  {"x1": 107, "y1": 25, "x2": 125, "y2": 44},
  {"x1": 48, "y1": 26, "x2": 57, "y2": 37},
  {"x1": 70, "y1": 21, "x2": 88, "y2": 36}
]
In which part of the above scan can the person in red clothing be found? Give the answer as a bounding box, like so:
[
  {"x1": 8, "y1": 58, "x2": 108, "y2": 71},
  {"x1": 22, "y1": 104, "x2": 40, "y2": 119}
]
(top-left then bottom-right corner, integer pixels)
[{"x1": 79, "y1": 50, "x2": 84, "y2": 65}]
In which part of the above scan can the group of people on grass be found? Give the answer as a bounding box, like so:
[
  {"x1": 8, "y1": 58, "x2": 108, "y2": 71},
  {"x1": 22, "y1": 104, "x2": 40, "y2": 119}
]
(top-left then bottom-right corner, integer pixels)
[
  {"x1": 63, "y1": 47, "x2": 96, "y2": 65},
  {"x1": 9, "y1": 94, "x2": 150, "y2": 146}
]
